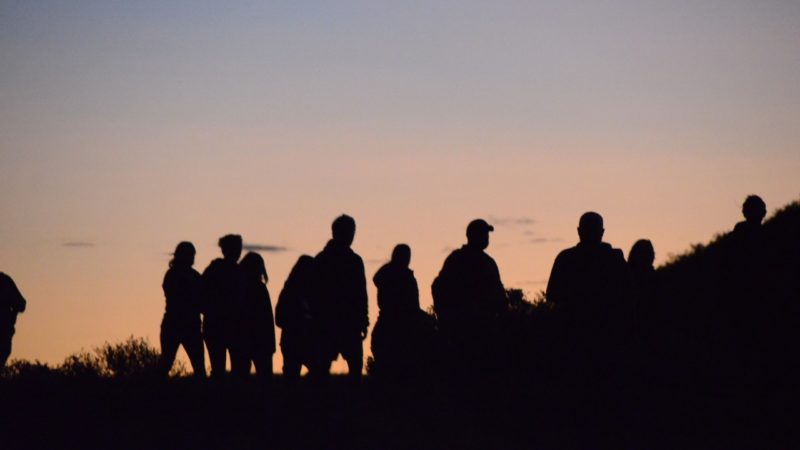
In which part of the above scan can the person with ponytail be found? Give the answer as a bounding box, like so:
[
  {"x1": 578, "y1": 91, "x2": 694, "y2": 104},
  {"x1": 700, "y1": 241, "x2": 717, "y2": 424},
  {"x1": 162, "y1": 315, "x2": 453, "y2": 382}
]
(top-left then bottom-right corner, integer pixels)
[{"x1": 158, "y1": 241, "x2": 206, "y2": 378}]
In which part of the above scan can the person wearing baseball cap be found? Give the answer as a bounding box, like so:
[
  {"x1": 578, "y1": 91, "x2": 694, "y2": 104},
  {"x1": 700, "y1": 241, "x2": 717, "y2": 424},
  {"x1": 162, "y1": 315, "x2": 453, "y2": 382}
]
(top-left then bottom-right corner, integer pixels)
[{"x1": 432, "y1": 218, "x2": 507, "y2": 369}]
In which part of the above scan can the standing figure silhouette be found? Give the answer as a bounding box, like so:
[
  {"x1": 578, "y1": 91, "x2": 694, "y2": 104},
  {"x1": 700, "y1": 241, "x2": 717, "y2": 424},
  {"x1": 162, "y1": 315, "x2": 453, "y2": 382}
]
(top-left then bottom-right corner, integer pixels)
[
  {"x1": 545, "y1": 212, "x2": 629, "y2": 445},
  {"x1": 231, "y1": 252, "x2": 275, "y2": 380},
  {"x1": 276, "y1": 255, "x2": 316, "y2": 379},
  {"x1": 310, "y1": 215, "x2": 369, "y2": 378},
  {"x1": 202, "y1": 234, "x2": 243, "y2": 380},
  {"x1": 0, "y1": 272, "x2": 26, "y2": 367},
  {"x1": 158, "y1": 242, "x2": 206, "y2": 378},
  {"x1": 371, "y1": 244, "x2": 427, "y2": 378},
  {"x1": 432, "y1": 219, "x2": 507, "y2": 373}
]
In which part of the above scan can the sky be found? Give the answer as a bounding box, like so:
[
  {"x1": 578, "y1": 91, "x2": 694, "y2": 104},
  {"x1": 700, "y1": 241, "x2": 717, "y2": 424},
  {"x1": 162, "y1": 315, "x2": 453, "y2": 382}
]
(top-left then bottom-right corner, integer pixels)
[{"x1": 1, "y1": 1, "x2": 799, "y2": 373}]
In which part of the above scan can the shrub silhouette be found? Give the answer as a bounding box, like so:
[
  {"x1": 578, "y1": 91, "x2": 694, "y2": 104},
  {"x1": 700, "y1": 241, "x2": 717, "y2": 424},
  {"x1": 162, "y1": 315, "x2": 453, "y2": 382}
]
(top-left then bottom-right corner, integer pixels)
[
  {"x1": 95, "y1": 336, "x2": 161, "y2": 378},
  {"x1": 60, "y1": 351, "x2": 104, "y2": 378},
  {"x1": 0, "y1": 359, "x2": 56, "y2": 381},
  {"x1": 5, "y1": 337, "x2": 184, "y2": 381}
]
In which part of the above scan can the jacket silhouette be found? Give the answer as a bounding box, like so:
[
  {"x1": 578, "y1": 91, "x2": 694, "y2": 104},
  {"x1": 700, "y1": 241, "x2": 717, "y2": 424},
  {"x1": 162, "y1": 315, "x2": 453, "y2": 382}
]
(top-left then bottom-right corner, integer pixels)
[
  {"x1": 275, "y1": 255, "x2": 315, "y2": 378},
  {"x1": 432, "y1": 219, "x2": 506, "y2": 333},
  {"x1": 230, "y1": 252, "x2": 275, "y2": 379},
  {"x1": 546, "y1": 212, "x2": 628, "y2": 317},
  {"x1": 158, "y1": 242, "x2": 206, "y2": 378},
  {"x1": 310, "y1": 215, "x2": 368, "y2": 377},
  {"x1": 0, "y1": 272, "x2": 26, "y2": 367},
  {"x1": 202, "y1": 234, "x2": 243, "y2": 379},
  {"x1": 432, "y1": 219, "x2": 506, "y2": 375},
  {"x1": 371, "y1": 244, "x2": 427, "y2": 377}
]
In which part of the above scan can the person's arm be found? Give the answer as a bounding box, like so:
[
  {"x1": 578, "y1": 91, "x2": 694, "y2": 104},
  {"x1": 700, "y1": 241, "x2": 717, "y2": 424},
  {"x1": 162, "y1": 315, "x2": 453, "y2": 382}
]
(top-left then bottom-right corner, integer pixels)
[
  {"x1": 546, "y1": 253, "x2": 565, "y2": 304},
  {"x1": 411, "y1": 274, "x2": 420, "y2": 310},
  {"x1": 489, "y1": 260, "x2": 507, "y2": 313},
  {"x1": 357, "y1": 257, "x2": 369, "y2": 338},
  {"x1": 7, "y1": 277, "x2": 26, "y2": 313}
]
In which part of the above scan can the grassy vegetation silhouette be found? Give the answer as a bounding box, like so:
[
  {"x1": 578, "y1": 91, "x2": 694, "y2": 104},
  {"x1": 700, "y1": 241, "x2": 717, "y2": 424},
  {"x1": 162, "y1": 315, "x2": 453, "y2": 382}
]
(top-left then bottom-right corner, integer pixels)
[
  {"x1": 1, "y1": 200, "x2": 798, "y2": 449},
  {"x1": 2, "y1": 336, "x2": 184, "y2": 381}
]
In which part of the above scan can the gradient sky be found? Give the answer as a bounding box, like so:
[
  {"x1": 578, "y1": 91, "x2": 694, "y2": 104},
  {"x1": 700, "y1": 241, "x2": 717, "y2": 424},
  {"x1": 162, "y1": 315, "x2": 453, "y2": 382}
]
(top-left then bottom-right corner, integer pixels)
[{"x1": 1, "y1": 1, "x2": 799, "y2": 373}]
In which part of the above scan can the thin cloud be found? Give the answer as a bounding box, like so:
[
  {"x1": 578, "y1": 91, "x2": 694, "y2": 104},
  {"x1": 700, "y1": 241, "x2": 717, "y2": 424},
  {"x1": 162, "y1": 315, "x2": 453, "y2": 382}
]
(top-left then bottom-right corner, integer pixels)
[
  {"x1": 487, "y1": 215, "x2": 536, "y2": 227},
  {"x1": 516, "y1": 280, "x2": 548, "y2": 286},
  {"x1": 530, "y1": 237, "x2": 564, "y2": 244},
  {"x1": 62, "y1": 241, "x2": 95, "y2": 248},
  {"x1": 242, "y1": 243, "x2": 289, "y2": 253}
]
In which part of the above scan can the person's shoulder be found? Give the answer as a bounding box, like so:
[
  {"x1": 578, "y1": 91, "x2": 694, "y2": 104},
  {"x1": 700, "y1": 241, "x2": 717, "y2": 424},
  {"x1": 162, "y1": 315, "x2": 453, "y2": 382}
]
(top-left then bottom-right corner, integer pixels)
[
  {"x1": 479, "y1": 250, "x2": 498, "y2": 266},
  {"x1": 555, "y1": 245, "x2": 580, "y2": 260},
  {"x1": 348, "y1": 248, "x2": 364, "y2": 263},
  {"x1": 600, "y1": 243, "x2": 624, "y2": 258},
  {"x1": 373, "y1": 263, "x2": 390, "y2": 284},
  {"x1": 203, "y1": 258, "x2": 226, "y2": 274},
  {"x1": 608, "y1": 245, "x2": 624, "y2": 259},
  {"x1": 440, "y1": 247, "x2": 465, "y2": 268},
  {"x1": 207, "y1": 258, "x2": 225, "y2": 268}
]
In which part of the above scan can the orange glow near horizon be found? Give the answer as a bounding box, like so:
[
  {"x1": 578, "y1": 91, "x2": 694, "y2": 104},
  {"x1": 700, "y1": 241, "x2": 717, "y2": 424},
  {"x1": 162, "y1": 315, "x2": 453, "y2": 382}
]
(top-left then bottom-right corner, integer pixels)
[{"x1": 1, "y1": 1, "x2": 799, "y2": 373}]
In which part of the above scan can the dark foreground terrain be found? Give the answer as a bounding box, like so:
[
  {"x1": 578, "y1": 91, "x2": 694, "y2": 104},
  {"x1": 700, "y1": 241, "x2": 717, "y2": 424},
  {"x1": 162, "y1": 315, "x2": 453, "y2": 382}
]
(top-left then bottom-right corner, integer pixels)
[
  {"x1": 1, "y1": 372, "x2": 798, "y2": 450},
  {"x1": 2, "y1": 201, "x2": 797, "y2": 449}
]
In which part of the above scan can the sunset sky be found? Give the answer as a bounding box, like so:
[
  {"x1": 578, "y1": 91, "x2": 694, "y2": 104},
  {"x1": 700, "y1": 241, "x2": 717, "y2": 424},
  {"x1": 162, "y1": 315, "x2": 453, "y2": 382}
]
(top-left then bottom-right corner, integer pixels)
[{"x1": 2, "y1": 1, "x2": 799, "y2": 373}]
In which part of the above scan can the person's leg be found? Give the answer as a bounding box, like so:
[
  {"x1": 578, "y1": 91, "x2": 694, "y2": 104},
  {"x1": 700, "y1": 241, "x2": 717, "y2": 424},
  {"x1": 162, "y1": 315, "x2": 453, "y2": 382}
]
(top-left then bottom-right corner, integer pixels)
[
  {"x1": 158, "y1": 319, "x2": 181, "y2": 377},
  {"x1": 204, "y1": 319, "x2": 227, "y2": 380},
  {"x1": 205, "y1": 337, "x2": 227, "y2": 380},
  {"x1": 252, "y1": 351, "x2": 273, "y2": 381},
  {"x1": 308, "y1": 357, "x2": 333, "y2": 378},
  {"x1": 182, "y1": 329, "x2": 207, "y2": 379},
  {"x1": 229, "y1": 348, "x2": 252, "y2": 379},
  {"x1": 342, "y1": 335, "x2": 363, "y2": 379},
  {"x1": 282, "y1": 354, "x2": 302, "y2": 379}
]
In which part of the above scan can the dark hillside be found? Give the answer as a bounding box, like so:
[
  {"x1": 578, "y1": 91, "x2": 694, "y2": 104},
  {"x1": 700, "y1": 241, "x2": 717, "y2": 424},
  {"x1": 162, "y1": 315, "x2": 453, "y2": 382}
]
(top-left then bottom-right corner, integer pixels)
[{"x1": 1, "y1": 202, "x2": 798, "y2": 449}]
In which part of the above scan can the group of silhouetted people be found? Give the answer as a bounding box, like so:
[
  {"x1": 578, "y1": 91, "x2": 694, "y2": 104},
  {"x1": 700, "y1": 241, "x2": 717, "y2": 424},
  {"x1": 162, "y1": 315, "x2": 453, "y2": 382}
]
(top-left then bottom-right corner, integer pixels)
[
  {"x1": 3, "y1": 194, "x2": 792, "y2": 392},
  {"x1": 158, "y1": 235, "x2": 275, "y2": 380},
  {"x1": 155, "y1": 215, "x2": 373, "y2": 380}
]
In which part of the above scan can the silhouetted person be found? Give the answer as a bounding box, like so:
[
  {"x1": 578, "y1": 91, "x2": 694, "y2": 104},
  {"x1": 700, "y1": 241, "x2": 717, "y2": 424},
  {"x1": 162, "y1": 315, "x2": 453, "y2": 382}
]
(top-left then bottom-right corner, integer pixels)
[
  {"x1": 733, "y1": 194, "x2": 767, "y2": 236},
  {"x1": 545, "y1": 212, "x2": 628, "y2": 443},
  {"x1": 629, "y1": 239, "x2": 656, "y2": 328},
  {"x1": 720, "y1": 195, "x2": 777, "y2": 385},
  {"x1": 371, "y1": 244, "x2": 427, "y2": 377},
  {"x1": 202, "y1": 234, "x2": 243, "y2": 380},
  {"x1": 157, "y1": 242, "x2": 206, "y2": 378},
  {"x1": 230, "y1": 252, "x2": 275, "y2": 380},
  {"x1": 0, "y1": 272, "x2": 26, "y2": 367},
  {"x1": 310, "y1": 215, "x2": 369, "y2": 378},
  {"x1": 432, "y1": 219, "x2": 507, "y2": 367},
  {"x1": 627, "y1": 240, "x2": 664, "y2": 377},
  {"x1": 546, "y1": 212, "x2": 628, "y2": 315},
  {"x1": 276, "y1": 255, "x2": 316, "y2": 379}
]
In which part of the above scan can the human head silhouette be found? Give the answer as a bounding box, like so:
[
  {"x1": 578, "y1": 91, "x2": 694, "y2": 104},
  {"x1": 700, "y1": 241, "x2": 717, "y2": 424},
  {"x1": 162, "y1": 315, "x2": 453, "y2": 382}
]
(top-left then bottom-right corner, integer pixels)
[
  {"x1": 240, "y1": 252, "x2": 267, "y2": 283},
  {"x1": 288, "y1": 255, "x2": 315, "y2": 285},
  {"x1": 742, "y1": 195, "x2": 766, "y2": 225},
  {"x1": 218, "y1": 234, "x2": 243, "y2": 262},
  {"x1": 331, "y1": 214, "x2": 356, "y2": 247},
  {"x1": 391, "y1": 244, "x2": 411, "y2": 267},
  {"x1": 578, "y1": 212, "x2": 604, "y2": 245},
  {"x1": 170, "y1": 241, "x2": 195, "y2": 268},
  {"x1": 628, "y1": 239, "x2": 655, "y2": 270},
  {"x1": 466, "y1": 219, "x2": 494, "y2": 250}
]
